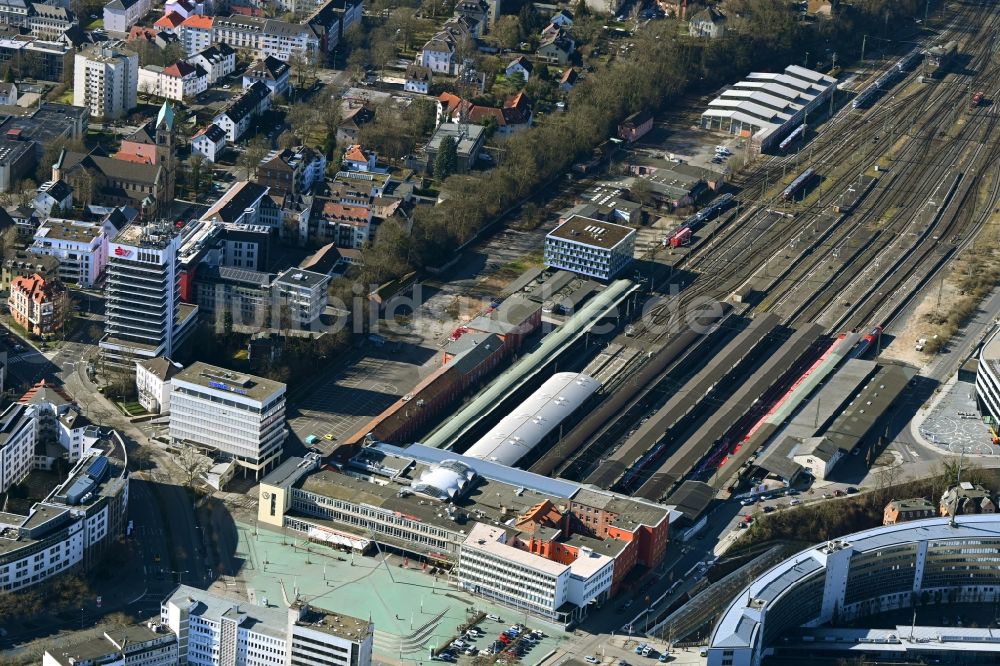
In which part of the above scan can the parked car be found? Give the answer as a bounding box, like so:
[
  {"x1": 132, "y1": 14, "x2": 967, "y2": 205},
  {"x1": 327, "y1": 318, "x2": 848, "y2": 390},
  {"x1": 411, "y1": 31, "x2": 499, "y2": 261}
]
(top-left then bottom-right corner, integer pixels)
[
  {"x1": 586, "y1": 657, "x2": 600, "y2": 664},
  {"x1": 487, "y1": 614, "x2": 502, "y2": 621},
  {"x1": 846, "y1": 486, "x2": 859, "y2": 494},
  {"x1": 763, "y1": 505, "x2": 776, "y2": 513},
  {"x1": 790, "y1": 498, "x2": 803, "y2": 506}
]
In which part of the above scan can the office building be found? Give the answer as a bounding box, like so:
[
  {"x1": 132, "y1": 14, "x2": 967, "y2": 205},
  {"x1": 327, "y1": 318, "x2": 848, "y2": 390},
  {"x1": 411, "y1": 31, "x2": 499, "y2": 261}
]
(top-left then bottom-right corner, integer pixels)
[
  {"x1": 100, "y1": 222, "x2": 199, "y2": 370},
  {"x1": 271, "y1": 268, "x2": 329, "y2": 329},
  {"x1": 44, "y1": 623, "x2": 177, "y2": 666},
  {"x1": 161, "y1": 585, "x2": 374, "y2": 666},
  {"x1": 257, "y1": 145, "x2": 326, "y2": 196},
  {"x1": 544, "y1": 216, "x2": 635, "y2": 281},
  {"x1": 169, "y1": 362, "x2": 287, "y2": 476},
  {"x1": 0, "y1": 138, "x2": 35, "y2": 193},
  {"x1": 73, "y1": 42, "x2": 139, "y2": 120},
  {"x1": 30, "y1": 218, "x2": 108, "y2": 288},
  {"x1": 707, "y1": 515, "x2": 1000, "y2": 666}
]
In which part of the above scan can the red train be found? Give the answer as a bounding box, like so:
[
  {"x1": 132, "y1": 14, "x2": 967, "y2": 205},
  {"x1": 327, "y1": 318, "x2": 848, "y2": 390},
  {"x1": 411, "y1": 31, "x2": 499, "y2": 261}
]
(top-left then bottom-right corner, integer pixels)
[
  {"x1": 972, "y1": 91, "x2": 985, "y2": 108},
  {"x1": 669, "y1": 227, "x2": 692, "y2": 248}
]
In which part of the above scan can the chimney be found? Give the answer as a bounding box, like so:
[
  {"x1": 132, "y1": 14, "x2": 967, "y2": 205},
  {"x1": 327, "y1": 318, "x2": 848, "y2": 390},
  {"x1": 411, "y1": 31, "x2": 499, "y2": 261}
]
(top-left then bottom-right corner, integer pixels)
[{"x1": 51, "y1": 147, "x2": 66, "y2": 182}]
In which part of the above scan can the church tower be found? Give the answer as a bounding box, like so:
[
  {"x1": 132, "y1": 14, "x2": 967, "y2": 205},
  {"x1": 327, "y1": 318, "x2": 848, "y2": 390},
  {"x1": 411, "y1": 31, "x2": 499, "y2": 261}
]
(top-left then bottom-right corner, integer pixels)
[{"x1": 155, "y1": 101, "x2": 177, "y2": 204}]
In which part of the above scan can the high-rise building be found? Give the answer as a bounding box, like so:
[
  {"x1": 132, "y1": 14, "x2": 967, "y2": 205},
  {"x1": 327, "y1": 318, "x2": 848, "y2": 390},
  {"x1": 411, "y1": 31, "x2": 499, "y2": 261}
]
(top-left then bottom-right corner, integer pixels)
[
  {"x1": 73, "y1": 41, "x2": 139, "y2": 120},
  {"x1": 160, "y1": 585, "x2": 374, "y2": 666},
  {"x1": 169, "y1": 362, "x2": 287, "y2": 477},
  {"x1": 100, "y1": 222, "x2": 198, "y2": 370}
]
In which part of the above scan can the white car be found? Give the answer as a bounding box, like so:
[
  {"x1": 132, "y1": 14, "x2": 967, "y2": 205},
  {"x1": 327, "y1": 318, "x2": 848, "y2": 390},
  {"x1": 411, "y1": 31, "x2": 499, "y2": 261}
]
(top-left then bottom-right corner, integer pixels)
[
  {"x1": 586, "y1": 657, "x2": 600, "y2": 664},
  {"x1": 487, "y1": 614, "x2": 502, "y2": 621},
  {"x1": 451, "y1": 641, "x2": 466, "y2": 649}
]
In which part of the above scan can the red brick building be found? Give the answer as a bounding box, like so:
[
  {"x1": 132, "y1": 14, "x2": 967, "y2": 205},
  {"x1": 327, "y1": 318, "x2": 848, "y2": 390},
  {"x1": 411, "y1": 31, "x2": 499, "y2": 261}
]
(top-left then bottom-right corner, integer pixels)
[{"x1": 8, "y1": 273, "x2": 66, "y2": 337}]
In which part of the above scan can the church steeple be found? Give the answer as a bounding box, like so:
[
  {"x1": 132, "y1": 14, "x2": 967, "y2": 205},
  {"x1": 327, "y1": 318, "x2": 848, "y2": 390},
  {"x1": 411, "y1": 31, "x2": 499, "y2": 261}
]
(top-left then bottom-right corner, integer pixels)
[{"x1": 155, "y1": 101, "x2": 177, "y2": 204}]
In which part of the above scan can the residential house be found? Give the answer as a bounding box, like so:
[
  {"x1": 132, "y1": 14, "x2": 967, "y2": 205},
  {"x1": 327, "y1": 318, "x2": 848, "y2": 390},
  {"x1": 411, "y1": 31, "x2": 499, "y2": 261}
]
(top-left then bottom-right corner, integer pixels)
[
  {"x1": 243, "y1": 55, "x2": 290, "y2": 97},
  {"x1": 103, "y1": 0, "x2": 153, "y2": 34},
  {"x1": 549, "y1": 9, "x2": 573, "y2": 28},
  {"x1": 32, "y1": 179, "x2": 72, "y2": 217},
  {"x1": 437, "y1": 91, "x2": 532, "y2": 136},
  {"x1": 191, "y1": 123, "x2": 226, "y2": 162},
  {"x1": 0, "y1": 0, "x2": 31, "y2": 27},
  {"x1": 305, "y1": 0, "x2": 364, "y2": 54},
  {"x1": 940, "y1": 482, "x2": 997, "y2": 517},
  {"x1": 164, "y1": 0, "x2": 202, "y2": 19},
  {"x1": 336, "y1": 104, "x2": 375, "y2": 144},
  {"x1": 688, "y1": 6, "x2": 726, "y2": 38},
  {"x1": 883, "y1": 498, "x2": 936, "y2": 525},
  {"x1": 187, "y1": 43, "x2": 236, "y2": 84},
  {"x1": 27, "y1": 4, "x2": 75, "y2": 41},
  {"x1": 8, "y1": 272, "x2": 64, "y2": 336},
  {"x1": 418, "y1": 32, "x2": 458, "y2": 75},
  {"x1": 153, "y1": 11, "x2": 185, "y2": 34},
  {"x1": 618, "y1": 109, "x2": 653, "y2": 142},
  {"x1": 343, "y1": 144, "x2": 379, "y2": 172},
  {"x1": 1, "y1": 248, "x2": 58, "y2": 291},
  {"x1": 454, "y1": 0, "x2": 491, "y2": 33},
  {"x1": 558, "y1": 67, "x2": 577, "y2": 93},
  {"x1": 537, "y1": 27, "x2": 574, "y2": 65},
  {"x1": 138, "y1": 60, "x2": 208, "y2": 101},
  {"x1": 211, "y1": 15, "x2": 320, "y2": 63},
  {"x1": 212, "y1": 81, "x2": 271, "y2": 141},
  {"x1": 316, "y1": 199, "x2": 371, "y2": 248},
  {"x1": 405, "y1": 64, "x2": 431, "y2": 94},
  {"x1": 657, "y1": 0, "x2": 686, "y2": 18},
  {"x1": 178, "y1": 14, "x2": 213, "y2": 55},
  {"x1": 135, "y1": 356, "x2": 181, "y2": 413},
  {"x1": 421, "y1": 122, "x2": 485, "y2": 174},
  {"x1": 200, "y1": 180, "x2": 281, "y2": 230},
  {"x1": 0, "y1": 81, "x2": 15, "y2": 105},
  {"x1": 257, "y1": 145, "x2": 326, "y2": 196},
  {"x1": 505, "y1": 56, "x2": 532, "y2": 82}
]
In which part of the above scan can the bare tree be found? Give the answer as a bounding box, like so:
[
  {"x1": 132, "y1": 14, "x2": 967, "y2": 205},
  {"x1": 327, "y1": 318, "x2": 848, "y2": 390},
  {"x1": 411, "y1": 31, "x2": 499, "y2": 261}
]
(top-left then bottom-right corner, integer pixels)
[{"x1": 176, "y1": 440, "x2": 211, "y2": 489}]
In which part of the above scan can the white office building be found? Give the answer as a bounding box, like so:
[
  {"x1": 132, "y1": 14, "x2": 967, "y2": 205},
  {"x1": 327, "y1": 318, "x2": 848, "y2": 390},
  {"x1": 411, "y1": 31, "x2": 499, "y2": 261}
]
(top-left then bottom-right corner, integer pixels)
[
  {"x1": 271, "y1": 268, "x2": 330, "y2": 329},
  {"x1": 977, "y1": 324, "x2": 1000, "y2": 427},
  {"x1": 73, "y1": 41, "x2": 139, "y2": 121},
  {"x1": 457, "y1": 522, "x2": 614, "y2": 623},
  {"x1": 100, "y1": 222, "x2": 199, "y2": 370},
  {"x1": 162, "y1": 585, "x2": 374, "y2": 666},
  {"x1": 169, "y1": 362, "x2": 287, "y2": 477},
  {"x1": 544, "y1": 215, "x2": 636, "y2": 281},
  {"x1": 29, "y1": 219, "x2": 108, "y2": 288}
]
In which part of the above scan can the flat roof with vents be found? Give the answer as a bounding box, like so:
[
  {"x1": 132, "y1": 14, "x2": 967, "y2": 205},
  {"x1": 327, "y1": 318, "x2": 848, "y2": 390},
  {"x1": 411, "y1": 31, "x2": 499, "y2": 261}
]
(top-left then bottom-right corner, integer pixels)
[{"x1": 546, "y1": 215, "x2": 636, "y2": 250}]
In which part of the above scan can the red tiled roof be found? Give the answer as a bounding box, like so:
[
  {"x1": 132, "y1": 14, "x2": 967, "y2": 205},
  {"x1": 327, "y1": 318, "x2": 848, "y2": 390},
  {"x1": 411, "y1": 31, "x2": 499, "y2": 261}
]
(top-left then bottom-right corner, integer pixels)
[
  {"x1": 181, "y1": 14, "x2": 213, "y2": 29},
  {"x1": 155, "y1": 11, "x2": 184, "y2": 28},
  {"x1": 322, "y1": 201, "x2": 370, "y2": 221},
  {"x1": 163, "y1": 60, "x2": 197, "y2": 78},
  {"x1": 344, "y1": 144, "x2": 368, "y2": 163}
]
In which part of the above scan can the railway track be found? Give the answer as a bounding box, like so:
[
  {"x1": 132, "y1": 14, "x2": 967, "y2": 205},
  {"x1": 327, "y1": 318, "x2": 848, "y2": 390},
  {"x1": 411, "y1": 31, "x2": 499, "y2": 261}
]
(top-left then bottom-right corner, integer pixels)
[{"x1": 542, "y1": 0, "x2": 1000, "y2": 490}]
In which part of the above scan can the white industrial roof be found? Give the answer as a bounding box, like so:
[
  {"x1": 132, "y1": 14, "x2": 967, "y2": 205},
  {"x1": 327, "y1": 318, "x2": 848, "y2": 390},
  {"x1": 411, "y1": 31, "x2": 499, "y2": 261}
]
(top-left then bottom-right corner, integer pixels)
[
  {"x1": 464, "y1": 523, "x2": 569, "y2": 577},
  {"x1": 462, "y1": 372, "x2": 601, "y2": 467},
  {"x1": 710, "y1": 515, "x2": 1000, "y2": 655},
  {"x1": 701, "y1": 65, "x2": 836, "y2": 143}
]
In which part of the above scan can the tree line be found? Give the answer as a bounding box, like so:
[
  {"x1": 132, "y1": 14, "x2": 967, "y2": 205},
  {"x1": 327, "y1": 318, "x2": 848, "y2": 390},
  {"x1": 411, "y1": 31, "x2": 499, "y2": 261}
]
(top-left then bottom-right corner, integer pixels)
[{"x1": 359, "y1": 0, "x2": 930, "y2": 285}]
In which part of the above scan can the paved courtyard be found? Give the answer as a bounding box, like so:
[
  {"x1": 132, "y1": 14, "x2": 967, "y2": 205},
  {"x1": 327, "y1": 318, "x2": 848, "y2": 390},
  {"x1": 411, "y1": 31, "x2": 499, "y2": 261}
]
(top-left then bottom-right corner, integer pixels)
[
  {"x1": 919, "y1": 379, "x2": 998, "y2": 456},
  {"x1": 228, "y1": 522, "x2": 569, "y2": 664}
]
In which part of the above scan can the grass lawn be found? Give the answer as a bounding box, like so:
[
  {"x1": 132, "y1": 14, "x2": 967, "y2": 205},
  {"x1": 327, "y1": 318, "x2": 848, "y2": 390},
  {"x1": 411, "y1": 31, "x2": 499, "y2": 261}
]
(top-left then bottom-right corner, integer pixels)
[
  {"x1": 117, "y1": 401, "x2": 146, "y2": 417},
  {"x1": 85, "y1": 17, "x2": 103, "y2": 30}
]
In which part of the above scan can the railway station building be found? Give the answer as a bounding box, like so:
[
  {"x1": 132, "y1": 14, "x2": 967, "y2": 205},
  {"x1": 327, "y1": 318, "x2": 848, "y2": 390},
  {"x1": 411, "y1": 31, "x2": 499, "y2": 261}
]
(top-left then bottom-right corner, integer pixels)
[
  {"x1": 257, "y1": 443, "x2": 671, "y2": 626},
  {"x1": 700, "y1": 64, "x2": 837, "y2": 153}
]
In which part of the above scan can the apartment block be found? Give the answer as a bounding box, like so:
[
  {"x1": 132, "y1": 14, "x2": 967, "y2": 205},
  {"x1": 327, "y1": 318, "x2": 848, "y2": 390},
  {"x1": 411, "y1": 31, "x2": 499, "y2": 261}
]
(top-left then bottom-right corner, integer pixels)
[{"x1": 73, "y1": 42, "x2": 139, "y2": 120}]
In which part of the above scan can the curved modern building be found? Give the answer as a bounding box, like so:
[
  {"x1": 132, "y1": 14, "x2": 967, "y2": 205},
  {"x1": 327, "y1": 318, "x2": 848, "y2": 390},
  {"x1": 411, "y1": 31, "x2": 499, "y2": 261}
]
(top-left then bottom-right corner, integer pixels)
[
  {"x1": 976, "y1": 325, "x2": 1000, "y2": 426},
  {"x1": 462, "y1": 372, "x2": 600, "y2": 467},
  {"x1": 708, "y1": 515, "x2": 1000, "y2": 666}
]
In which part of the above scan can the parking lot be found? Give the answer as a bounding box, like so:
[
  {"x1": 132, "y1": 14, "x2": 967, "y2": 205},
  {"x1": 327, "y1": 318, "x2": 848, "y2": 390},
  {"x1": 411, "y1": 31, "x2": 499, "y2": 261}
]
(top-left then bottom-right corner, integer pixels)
[{"x1": 288, "y1": 342, "x2": 438, "y2": 444}]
